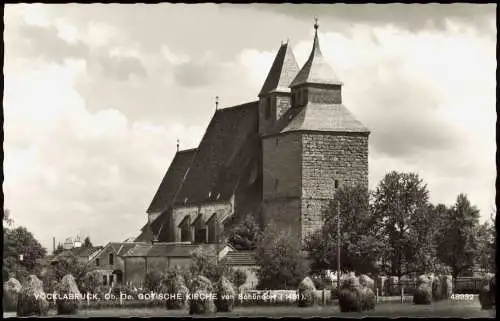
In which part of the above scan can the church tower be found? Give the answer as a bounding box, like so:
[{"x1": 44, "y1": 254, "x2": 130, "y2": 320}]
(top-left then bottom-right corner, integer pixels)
[
  {"x1": 261, "y1": 21, "x2": 369, "y2": 247},
  {"x1": 258, "y1": 42, "x2": 300, "y2": 136}
]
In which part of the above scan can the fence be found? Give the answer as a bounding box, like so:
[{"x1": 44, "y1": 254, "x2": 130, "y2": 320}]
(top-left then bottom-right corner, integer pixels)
[{"x1": 377, "y1": 277, "x2": 488, "y2": 296}]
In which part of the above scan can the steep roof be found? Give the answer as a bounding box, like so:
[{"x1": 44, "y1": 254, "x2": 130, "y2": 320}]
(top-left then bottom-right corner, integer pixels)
[
  {"x1": 174, "y1": 102, "x2": 259, "y2": 206},
  {"x1": 147, "y1": 148, "x2": 197, "y2": 213},
  {"x1": 281, "y1": 103, "x2": 369, "y2": 134},
  {"x1": 259, "y1": 42, "x2": 300, "y2": 96},
  {"x1": 290, "y1": 26, "x2": 342, "y2": 88},
  {"x1": 220, "y1": 251, "x2": 257, "y2": 266},
  {"x1": 135, "y1": 223, "x2": 154, "y2": 242}
]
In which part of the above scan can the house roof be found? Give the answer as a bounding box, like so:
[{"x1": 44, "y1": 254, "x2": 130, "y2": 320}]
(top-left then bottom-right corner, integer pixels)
[
  {"x1": 147, "y1": 148, "x2": 197, "y2": 214},
  {"x1": 259, "y1": 42, "x2": 300, "y2": 96},
  {"x1": 220, "y1": 251, "x2": 257, "y2": 266},
  {"x1": 290, "y1": 26, "x2": 342, "y2": 88},
  {"x1": 122, "y1": 243, "x2": 232, "y2": 258},
  {"x1": 280, "y1": 103, "x2": 369, "y2": 134},
  {"x1": 135, "y1": 223, "x2": 155, "y2": 242},
  {"x1": 174, "y1": 101, "x2": 259, "y2": 206}
]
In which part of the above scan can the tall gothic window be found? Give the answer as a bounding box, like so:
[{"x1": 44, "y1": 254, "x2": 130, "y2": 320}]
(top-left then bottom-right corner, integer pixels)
[{"x1": 180, "y1": 216, "x2": 191, "y2": 242}]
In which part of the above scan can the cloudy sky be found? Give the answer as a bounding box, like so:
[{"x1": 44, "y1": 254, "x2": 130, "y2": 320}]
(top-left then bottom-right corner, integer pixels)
[{"x1": 3, "y1": 4, "x2": 496, "y2": 251}]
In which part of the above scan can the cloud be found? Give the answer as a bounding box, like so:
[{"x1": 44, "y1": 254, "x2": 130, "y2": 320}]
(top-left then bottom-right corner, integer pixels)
[
  {"x1": 89, "y1": 52, "x2": 148, "y2": 81},
  {"x1": 250, "y1": 3, "x2": 496, "y2": 34},
  {"x1": 3, "y1": 56, "x2": 204, "y2": 250}
]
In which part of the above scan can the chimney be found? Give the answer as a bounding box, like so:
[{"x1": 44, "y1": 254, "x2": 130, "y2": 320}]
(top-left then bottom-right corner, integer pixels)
[{"x1": 53, "y1": 237, "x2": 56, "y2": 254}]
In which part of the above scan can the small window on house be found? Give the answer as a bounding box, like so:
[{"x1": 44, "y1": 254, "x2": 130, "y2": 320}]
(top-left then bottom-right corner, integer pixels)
[
  {"x1": 96, "y1": 258, "x2": 100, "y2": 267},
  {"x1": 109, "y1": 253, "x2": 114, "y2": 265},
  {"x1": 109, "y1": 275, "x2": 114, "y2": 285},
  {"x1": 103, "y1": 275, "x2": 107, "y2": 286},
  {"x1": 334, "y1": 180, "x2": 339, "y2": 189}
]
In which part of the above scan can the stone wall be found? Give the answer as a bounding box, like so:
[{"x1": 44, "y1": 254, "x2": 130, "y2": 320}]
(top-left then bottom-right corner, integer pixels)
[
  {"x1": 262, "y1": 133, "x2": 301, "y2": 200},
  {"x1": 262, "y1": 198, "x2": 301, "y2": 246},
  {"x1": 302, "y1": 133, "x2": 368, "y2": 199},
  {"x1": 300, "y1": 132, "x2": 368, "y2": 239}
]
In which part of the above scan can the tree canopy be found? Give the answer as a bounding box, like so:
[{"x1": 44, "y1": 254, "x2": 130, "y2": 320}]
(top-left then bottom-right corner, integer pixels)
[{"x1": 255, "y1": 225, "x2": 309, "y2": 290}]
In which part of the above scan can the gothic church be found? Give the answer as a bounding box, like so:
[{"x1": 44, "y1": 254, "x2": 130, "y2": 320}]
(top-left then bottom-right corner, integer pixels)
[{"x1": 135, "y1": 22, "x2": 369, "y2": 247}]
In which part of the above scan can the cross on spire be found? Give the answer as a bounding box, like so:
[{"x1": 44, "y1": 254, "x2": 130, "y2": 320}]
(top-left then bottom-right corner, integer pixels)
[
  {"x1": 215, "y1": 96, "x2": 219, "y2": 111},
  {"x1": 176, "y1": 139, "x2": 179, "y2": 152},
  {"x1": 314, "y1": 17, "x2": 319, "y2": 30}
]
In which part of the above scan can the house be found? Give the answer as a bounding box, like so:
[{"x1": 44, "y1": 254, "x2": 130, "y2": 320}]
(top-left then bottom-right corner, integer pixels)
[
  {"x1": 220, "y1": 251, "x2": 259, "y2": 290},
  {"x1": 87, "y1": 242, "x2": 144, "y2": 286},
  {"x1": 122, "y1": 242, "x2": 234, "y2": 287},
  {"x1": 136, "y1": 21, "x2": 369, "y2": 251},
  {"x1": 51, "y1": 246, "x2": 102, "y2": 265}
]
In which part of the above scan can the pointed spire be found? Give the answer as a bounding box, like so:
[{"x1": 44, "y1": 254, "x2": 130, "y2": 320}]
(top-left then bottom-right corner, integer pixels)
[
  {"x1": 259, "y1": 41, "x2": 300, "y2": 97},
  {"x1": 290, "y1": 19, "x2": 342, "y2": 88}
]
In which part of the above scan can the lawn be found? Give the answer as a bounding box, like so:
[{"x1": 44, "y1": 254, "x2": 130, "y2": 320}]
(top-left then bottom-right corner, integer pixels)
[{"x1": 4, "y1": 299, "x2": 495, "y2": 318}]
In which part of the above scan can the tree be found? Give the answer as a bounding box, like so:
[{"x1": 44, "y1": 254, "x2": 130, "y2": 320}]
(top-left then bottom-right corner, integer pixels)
[
  {"x1": 83, "y1": 237, "x2": 93, "y2": 248},
  {"x1": 475, "y1": 221, "x2": 494, "y2": 273},
  {"x1": 54, "y1": 243, "x2": 64, "y2": 255},
  {"x1": 255, "y1": 225, "x2": 310, "y2": 290},
  {"x1": 189, "y1": 247, "x2": 230, "y2": 283},
  {"x1": 371, "y1": 171, "x2": 435, "y2": 277},
  {"x1": 225, "y1": 214, "x2": 262, "y2": 250},
  {"x1": 305, "y1": 184, "x2": 384, "y2": 275},
  {"x1": 3, "y1": 208, "x2": 14, "y2": 227},
  {"x1": 51, "y1": 252, "x2": 89, "y2": 283},
  {"x1": 436, "y1": 194, "x2": 481, "y2": 280},
  {"x1": 3, "y1": 226, "x2": 47, "y2": 282}
]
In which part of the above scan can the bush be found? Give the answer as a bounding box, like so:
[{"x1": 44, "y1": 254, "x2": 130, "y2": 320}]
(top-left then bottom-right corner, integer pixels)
[
  {"x1": 311, "y1": 276, "x2": 327, "y2": 290},
  {"x1": 297, "y1": 277, "x2": 316, "y2": 307},
  {"x1": 232, "y1": 269, "x2": 247, "y2": 291},
  {"x1": 338, "y1": 288, "x2": 362, "y2": 312},
  {"x1": 360, "y1": 287, "x2": 376, "y2": 311},
  {"x1": 144, "y1": 271, "x2": 164, "y2": 292},
  {"x1": 17, "y1": 275, "x2": 49, "y2": 317},
  {"x1": 359, "y1": 275, "x2": 375, "y2": 290},
  {"x1": 416, "y1": 274, "x2": 433, "y2": 287},
  {"x1": 413, "y1": 284, "x2": 432, "y2": 305},
  {"x1": 432, "y1": 275, "x2": 452, "y2": 301},
  {"x1": 188, "y1": 276, "x2": 216, "y2": 315},
  {"x1": 3, "y1": 278, "x2": 22, "y2": 312},
  {"x1": 163, "y1": 267, "x2": 188, "y2": 310},
  {"x1": 479, "y1": 284, "x2": 494, "y2": 309},
  {"x1": 214, "y1": 276, "x2": 236, "y2": 312},
  {"x1": 80, "y1": 271, "x2": 103, "y2": 294},
  {"x1": 341, "y1": 275, "x2": 361, "y2": 290},
  {"x1": 111, "y1": 283, "x2": 137, "y2": 299},
  {"x1": 56, "y1": 274, "x2": 81, "y2": 315}
]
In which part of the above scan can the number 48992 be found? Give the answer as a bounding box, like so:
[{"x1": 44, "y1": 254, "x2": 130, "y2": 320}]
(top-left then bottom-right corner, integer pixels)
[{"x1": 450, "y1": 293, "x2": 474, "y2": 300}]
